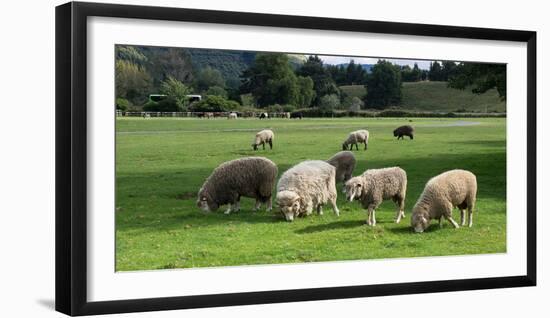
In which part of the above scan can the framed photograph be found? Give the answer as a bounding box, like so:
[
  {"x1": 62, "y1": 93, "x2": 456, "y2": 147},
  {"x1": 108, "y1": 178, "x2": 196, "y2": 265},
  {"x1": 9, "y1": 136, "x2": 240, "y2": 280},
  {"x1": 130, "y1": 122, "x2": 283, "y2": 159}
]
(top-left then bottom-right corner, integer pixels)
[{"x1": 55, "y1": 1, "x2": 536, "y2": 316}]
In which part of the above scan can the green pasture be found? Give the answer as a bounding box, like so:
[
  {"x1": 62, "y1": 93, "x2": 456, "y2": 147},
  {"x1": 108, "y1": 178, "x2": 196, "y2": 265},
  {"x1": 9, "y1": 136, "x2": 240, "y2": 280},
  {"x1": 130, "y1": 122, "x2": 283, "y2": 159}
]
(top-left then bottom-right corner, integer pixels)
[{"x1": 115, "y1": 117, "x2": 506, "y2": 271}]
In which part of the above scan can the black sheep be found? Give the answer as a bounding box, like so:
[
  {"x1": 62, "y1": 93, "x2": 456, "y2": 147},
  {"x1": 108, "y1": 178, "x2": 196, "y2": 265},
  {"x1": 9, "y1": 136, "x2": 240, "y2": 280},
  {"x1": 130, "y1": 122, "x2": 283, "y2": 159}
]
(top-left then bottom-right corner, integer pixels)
[{"x1": 393, "y1": 125, "x2": 415, "y2": 140}]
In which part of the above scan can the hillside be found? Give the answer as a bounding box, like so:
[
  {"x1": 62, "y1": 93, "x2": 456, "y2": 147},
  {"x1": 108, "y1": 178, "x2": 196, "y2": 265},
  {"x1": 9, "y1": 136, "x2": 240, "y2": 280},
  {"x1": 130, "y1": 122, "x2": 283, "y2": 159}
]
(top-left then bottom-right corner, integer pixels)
[
  {"x1": 339, "y1": 81, "x2": 506, "y2": 113},
  {"x1": 401, "y1": 81, "x2": 506, "y2": 112}
]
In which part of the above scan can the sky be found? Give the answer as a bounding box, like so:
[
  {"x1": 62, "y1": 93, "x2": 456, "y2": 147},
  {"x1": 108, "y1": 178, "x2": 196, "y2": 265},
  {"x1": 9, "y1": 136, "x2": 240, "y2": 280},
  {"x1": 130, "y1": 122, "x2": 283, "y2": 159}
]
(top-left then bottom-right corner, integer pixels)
[{"x1": 314, "y1": 55, "x2": 433, "y2": 70}]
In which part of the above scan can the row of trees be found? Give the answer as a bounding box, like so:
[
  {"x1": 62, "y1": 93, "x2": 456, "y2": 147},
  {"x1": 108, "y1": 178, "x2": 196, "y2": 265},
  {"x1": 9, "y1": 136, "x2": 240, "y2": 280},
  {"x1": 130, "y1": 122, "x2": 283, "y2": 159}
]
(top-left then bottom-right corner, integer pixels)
[{"x1": 115, "y1": 44, "x2": 506, "y2": 112}]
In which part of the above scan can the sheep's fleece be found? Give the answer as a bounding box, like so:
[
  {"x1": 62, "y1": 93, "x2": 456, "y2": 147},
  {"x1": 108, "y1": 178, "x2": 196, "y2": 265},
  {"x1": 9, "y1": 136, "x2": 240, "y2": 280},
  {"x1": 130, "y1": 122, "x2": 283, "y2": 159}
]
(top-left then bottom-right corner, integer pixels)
[
  {"x1": 197, "y1": 157, "x2": 278, "y2": 214},
  {"x1": 326, "y1": 151, "x2": 356, "y2": 184},
  {"x1": 411, "y1": 169, "x2": 477, "y2": 232},
  {"x1": 345, "y1": 167, "x2": 407, "y2": 225},
  {"x1": 276, "y1": 160, "x2": 339, "y2": 221}
]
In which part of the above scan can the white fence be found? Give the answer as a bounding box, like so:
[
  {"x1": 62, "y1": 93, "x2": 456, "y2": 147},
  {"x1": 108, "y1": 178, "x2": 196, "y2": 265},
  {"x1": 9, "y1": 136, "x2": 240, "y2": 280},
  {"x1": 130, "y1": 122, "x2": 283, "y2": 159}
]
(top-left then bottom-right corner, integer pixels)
[{"x1": 115, "y1": 111, "x2": 290, "y2": 118}]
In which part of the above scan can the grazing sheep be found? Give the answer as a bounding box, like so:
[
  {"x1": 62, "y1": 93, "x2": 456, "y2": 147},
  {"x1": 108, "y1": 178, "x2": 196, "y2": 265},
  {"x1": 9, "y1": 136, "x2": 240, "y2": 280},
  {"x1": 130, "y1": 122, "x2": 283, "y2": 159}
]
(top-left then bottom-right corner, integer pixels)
[
  {"x1": 345, "y1": 167, "x2": 407, "y2": 225},
  {"x1": 290, "y1": 112, "x2": 303, "y2": 119},
  {"x1": 393, "y1": 125, "x2": 415, "y2": 140},
  {"x1": 411, "y1": 169, "x2": 477, "y2": 233},
  {"x1": 197, "y1": 157, "x2": 278, "y2": 214},
  {"x1": 283, "y1": 112, "x2": 291, "y2": 119},
  {"x1": 228, "y1": 112, "x2": 238, "y2": 119},
  {"x1": 276, "y1": 160, "x2": 339, "y2": 222},
  {"x1": 342, "y1": 129, "x2": 369, "y2": 151},
  {"x1": 259, "y1": 112, "x2": 269, "y2": 119},
  {"x1": 252, "y1": 129, "x2": 274, "y2": 151},
  {"x1": 326, "y1": 151, "x2": 356, "y2": 187}
]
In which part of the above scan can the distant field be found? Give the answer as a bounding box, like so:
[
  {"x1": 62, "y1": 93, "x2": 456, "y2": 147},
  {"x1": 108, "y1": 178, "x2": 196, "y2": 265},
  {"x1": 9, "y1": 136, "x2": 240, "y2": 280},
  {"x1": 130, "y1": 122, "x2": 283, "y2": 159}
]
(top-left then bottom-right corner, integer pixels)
[
  {"x1": 116, "y1": 117, "x2": 506, "y2": 271},
  {"x1": 339, "y1": 81, "x2": 506, "y2": 113}
]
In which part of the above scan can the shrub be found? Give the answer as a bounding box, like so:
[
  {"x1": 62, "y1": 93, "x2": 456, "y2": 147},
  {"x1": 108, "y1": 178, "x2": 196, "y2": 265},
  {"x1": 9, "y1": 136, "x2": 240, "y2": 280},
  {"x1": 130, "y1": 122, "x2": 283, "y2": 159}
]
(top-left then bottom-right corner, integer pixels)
[
  {"x1": 143, "y1": 96, "x2": 184, "y2": 112},
  {"x1": 191, "y1": 95, "x2": 240, "y2": 112},
  {"x1": 116, "y1": 98, "x2": 130, "y2": 111}
]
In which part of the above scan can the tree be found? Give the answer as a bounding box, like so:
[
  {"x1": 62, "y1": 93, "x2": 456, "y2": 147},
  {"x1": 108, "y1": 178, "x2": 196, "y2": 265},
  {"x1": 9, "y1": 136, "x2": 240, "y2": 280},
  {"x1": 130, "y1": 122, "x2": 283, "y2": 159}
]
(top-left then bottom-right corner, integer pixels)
[
  {"x1": 296, "y1": 76, "x2": 315, "y2": 107},
  {"x1": 145, "y1": 47, "x2": 194, "y2": 87},
  {"x1": 364, "y1": 60, "x2": 402, "y2": 109},
  {"x1": 318, "y1": 94, "x2": 340, "y2": 111},
  {"x1": 240, "y1": 53, "x2": 312, "y2": 107},
  {"x1": 401, "y1": 63, "x2": 422, "y2": 82},
  {"x1": 206, "y1": 85, "x2": 228, "y2": 98},
  {"x1": 448, "y1": 63, "x2": 506, "y2": 100},
  {"x1": 160, "y1": 76, "x2": 191, "y2": 109},
  {"x1": 348, "y1": 97, "x2": 364, "y2": 112},
  {"x1": 297, "y1": 55, "x2": 340, "y2": 105},
  {"x1": 429, "y1": 61, "x2": 444, "y2": 81},
  {"x1": 115, "y1": 60, "x2": 151, "y2": 105},
  {"x1": 116, "y1": 45, "x2": 147, "y2": 66},
  {"x1": 346, "y1": 60, "x2": 367, "y2": 85},
  {"x1": 195, "y1": 67, "x2": 226, "y2": 92},
  {"x1": 191, "y1": 95, "x2": 240, "y2": 112}
]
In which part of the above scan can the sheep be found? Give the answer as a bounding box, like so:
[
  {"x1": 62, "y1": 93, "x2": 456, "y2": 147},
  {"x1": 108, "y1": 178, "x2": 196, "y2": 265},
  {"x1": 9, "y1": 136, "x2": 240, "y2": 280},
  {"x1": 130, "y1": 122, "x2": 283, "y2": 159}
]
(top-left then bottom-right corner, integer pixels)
[
  {"x1": 342, "y1": 129, "x2": 369, "y2": 151},
  {"x1": 393, "y1": 125, "x2": 415, "y2": 140},
  {"x1": 283, "y1": 112, "x2": 291, "y2": 119},
  {"x1": 197, "y1": 157, "x2": 278, "y2": 214},
  {"x1": 259, "y1": 112, "x2": 269, "y2": 119},
  {"x1": 252, "y1": 129, "x2": 274, "y2": 151},
  {"x1": 276, "y1": 160, "x2": 339, "y2": 222},
  {"x1": 344, "y1": 167, "x2": 407, "y2": 225},
  {"x1": 411, "y1": 169, "x2": 477, "y2": 233},
  {"x1": 228, "y1": 112, "x2": 238, "y2": 119},
  {"x1": 326, "y1": 151, "x2": 356, "y2": 187},
  {"x1": 290, "y1": 112, "x2": 303, "y2": 119}
]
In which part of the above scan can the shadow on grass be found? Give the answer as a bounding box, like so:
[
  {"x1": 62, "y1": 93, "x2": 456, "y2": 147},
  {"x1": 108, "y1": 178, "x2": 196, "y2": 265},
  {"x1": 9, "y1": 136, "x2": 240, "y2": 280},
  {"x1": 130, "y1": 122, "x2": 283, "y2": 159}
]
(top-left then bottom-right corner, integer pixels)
[{"x1": 295, "y1": 220, "x2": 365, "y2": 234}]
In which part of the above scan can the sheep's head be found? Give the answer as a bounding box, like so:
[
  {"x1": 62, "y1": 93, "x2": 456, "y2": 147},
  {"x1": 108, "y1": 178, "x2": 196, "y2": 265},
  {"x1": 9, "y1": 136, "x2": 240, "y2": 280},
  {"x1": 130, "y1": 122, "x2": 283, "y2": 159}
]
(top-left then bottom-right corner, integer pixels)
[
  {"x1": 411, "y1": 206, "x2": 430, "y2": 233},
  {"x1": 344, "y1": 177, "x2": 364, "y2": 202},
  {"x1": 276, "y1": 190, "x2": 301, "y2": 222},
  {"x1": 196, "y1": 188, "x2": 218, "y2": 212},
  {"x1": 342, "y1": 142, "x2": 348, "y2": 151},
  {"x1": 393, "y1": 129, "x2": 398, "y2": 137}
]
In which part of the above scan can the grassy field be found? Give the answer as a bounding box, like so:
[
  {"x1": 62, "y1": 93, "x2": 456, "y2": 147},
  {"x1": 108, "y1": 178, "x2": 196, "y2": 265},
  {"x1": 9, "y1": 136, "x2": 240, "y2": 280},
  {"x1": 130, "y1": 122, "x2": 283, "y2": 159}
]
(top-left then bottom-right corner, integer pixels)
[
  {"x1": 116, "y1": 117, "x2": 506, "y2": 271},
  {"x1": 339, "y1": 81, "x2": 506, "y2": 112}
]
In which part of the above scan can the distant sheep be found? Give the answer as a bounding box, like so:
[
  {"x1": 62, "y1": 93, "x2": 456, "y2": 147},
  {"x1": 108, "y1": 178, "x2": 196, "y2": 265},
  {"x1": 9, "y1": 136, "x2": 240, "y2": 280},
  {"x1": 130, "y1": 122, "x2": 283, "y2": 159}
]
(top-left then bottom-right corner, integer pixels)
[
  {"x1": 259, "y1": 112, "x2": 269, "y2": 119},
  {"x1": 197, "y1": 157, "x2": 278, "y2": 214},
  {"x1": 342, "y1": 129, "x2": 369, "y2": 151},
  {"x1": 345, "y1": 167, "x2": 407, "y2": 225},
  {"x1": 252, "y1": 129, "x2": 274, "y2": 151},
  {"x1": 290, "y1": 112, "x2": 303, "y2": 119},
  {"x1": 326, "y1": 151, "x2": 356, "y2": 187},
  {"x1": 411, "y1": 169, "x2": 477, "y2": 233},
  {"x1": 283, "y1": 112, "x2": 291, "y2": 119},
  {"x1": 393, "y1": 125, "x2": 415, "y2": 140},
  {"x1": 228, "y1": 112, "x2": 238, "y2": 119},
  {"x1": 276, "y1": 160, "x2": 339, "y2": 221}
]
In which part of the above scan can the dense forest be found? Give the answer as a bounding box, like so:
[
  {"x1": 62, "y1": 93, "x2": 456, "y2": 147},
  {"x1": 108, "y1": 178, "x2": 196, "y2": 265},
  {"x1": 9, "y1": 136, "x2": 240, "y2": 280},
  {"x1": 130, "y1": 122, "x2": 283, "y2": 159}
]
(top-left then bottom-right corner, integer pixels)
[{"x1": 115, "y1": 45, "x2": 506, "y2": 113}]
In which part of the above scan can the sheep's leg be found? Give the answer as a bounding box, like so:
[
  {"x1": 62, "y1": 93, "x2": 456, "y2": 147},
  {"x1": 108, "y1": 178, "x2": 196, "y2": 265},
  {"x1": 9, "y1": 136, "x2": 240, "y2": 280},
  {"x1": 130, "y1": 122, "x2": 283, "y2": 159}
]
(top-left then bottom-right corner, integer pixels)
[
  {"x1": 366, "y1": 208, "x2": 372, "y2": 225},
  {"x1": 253, "y1": 199, "x2": 262, "y2": 212},
  {"x1": 439, "y1": 216, "x2": 443, "y2": 228},
  {"x1": 268, "y1": 140, "x2": 273, "y2": 149},
  {"x1": 445, "y1": 214, "x2": 460, "y2": 228},
  {"x1": 395, "y1": 198, "x2": 405, "y2": 223},
  {"x1": 317, "y1": 205, "x2": 323, "y2": 215},
  {"x1": 330, "y1": 198, "x2": 340, "y2": 216},
  {"x1": 224, "y1": 204, "x2": 233, "y2": 214},
  {"x1": 364, "y1": 141, "x2": 367, "y2": 150},
  {"x1": 460, "y1": 209, "x2": 466, "y2": 226},
  {"x1": 468, "y1": 206, "x2": 474, "y2": 227},
  {"x1": 262, "y1": 142, "x2": 265, "y2": 150}
]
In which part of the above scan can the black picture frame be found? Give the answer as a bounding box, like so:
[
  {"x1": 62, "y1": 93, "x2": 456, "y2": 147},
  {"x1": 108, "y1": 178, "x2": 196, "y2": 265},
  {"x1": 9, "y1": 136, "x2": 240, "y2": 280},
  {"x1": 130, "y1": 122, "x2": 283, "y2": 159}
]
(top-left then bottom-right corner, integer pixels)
[{"x1": 55, "y1": 1, "x2": 537, "y2": 316}]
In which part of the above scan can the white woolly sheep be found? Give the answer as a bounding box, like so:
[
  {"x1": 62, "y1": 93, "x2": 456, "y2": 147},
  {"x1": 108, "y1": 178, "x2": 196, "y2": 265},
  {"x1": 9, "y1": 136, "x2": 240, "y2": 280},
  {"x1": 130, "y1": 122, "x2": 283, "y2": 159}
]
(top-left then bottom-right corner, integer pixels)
[
  {"x1": 197, "y1": 157, "x2": 278, "y2": 214},
  {"x1": 252, "y1": 129, "x2": 274, "y2": 151},
  {"x1": 326, "y1": 151, "x2": 356, "y2": 187},
  {"x1": 342, "y1": 129, "x2": 369, "y2": 151},
  {"x1": 228, "y1": 112, "x2": 238, "y2": 119},
  {"x1": 345, "y1": 167, "x2": 407, "y2": 225},
  {"x1": 276, "y1": 160, "x2": 339, "y2": 222},
  {"x1": 411, "y1": 169, "x2": 477, "y2": 233},
  {"x1": 259, "y1": 112, "x2": 269, "y2": 119}
]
